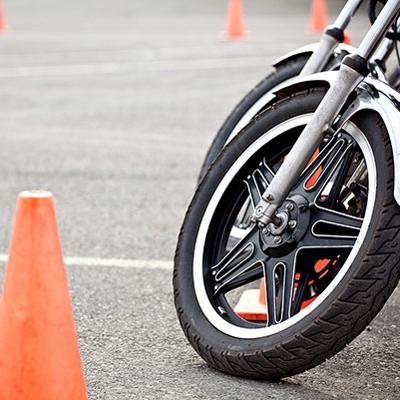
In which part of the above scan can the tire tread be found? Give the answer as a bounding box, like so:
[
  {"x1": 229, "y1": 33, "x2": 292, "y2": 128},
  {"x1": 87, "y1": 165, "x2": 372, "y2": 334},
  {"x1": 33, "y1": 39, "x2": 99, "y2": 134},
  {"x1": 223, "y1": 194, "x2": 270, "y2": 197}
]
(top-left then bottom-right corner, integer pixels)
[{"x1": 174, "y1": 90, "x2": 400, "y2": 379}]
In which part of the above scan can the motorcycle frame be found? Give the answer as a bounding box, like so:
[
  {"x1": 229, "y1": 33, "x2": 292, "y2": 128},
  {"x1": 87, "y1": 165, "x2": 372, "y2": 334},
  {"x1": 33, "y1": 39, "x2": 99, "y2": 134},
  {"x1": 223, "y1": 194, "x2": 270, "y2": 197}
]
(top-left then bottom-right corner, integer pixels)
[{"x1": 253, "y1": 0, "x2": 400, "y2": 226}]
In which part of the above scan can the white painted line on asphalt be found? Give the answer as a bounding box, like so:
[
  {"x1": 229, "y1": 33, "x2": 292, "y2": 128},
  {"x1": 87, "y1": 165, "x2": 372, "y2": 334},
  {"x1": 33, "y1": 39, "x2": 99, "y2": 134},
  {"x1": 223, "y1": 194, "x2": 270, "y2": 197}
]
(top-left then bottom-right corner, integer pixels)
[
  {"x1": 0, "y1": 63, "x2": 123, "y2": 78},
  {"x1": 0, "y1": 46, "x2": 279, "y2": 60},
  {"x1": 65, "y1": 256, "x2": 173, "y2": 270},
  {"x1": 0, "y1": 254, "x2": 173, "y2": 270},
  {"x1": 0, "y1": 56, "x2": 271, "y2": 78}
]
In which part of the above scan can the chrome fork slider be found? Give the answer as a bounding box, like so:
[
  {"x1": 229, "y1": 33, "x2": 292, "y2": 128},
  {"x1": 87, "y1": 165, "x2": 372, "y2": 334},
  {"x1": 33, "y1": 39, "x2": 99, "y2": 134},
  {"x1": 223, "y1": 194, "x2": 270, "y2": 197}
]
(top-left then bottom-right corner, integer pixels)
[{"x1": 253, "y1": 0, "x2": 400, "y2": 227}]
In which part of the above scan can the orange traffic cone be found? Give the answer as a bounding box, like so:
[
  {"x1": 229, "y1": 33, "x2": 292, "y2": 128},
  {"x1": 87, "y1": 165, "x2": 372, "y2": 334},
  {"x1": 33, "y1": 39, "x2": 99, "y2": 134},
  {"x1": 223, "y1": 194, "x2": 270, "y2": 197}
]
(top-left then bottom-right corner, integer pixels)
[
  {"x1": 234, "y1": 261, "x2": 326, "y2": 322},
  {"x1": 309, "y1": 0, "x2": 328, "y2": 33},
  {"x1": 0, "y1": 191, "x2": 88, "y2": 400},
  {"x1": 225, "y1": 0, "x2": 246, "y2": 39},
  {"x1": 234, "y1": 279, "x2": 267, "y2": 321},
  {"x1": 0, "y1": 0, "x2": 6, "y2": 33}
]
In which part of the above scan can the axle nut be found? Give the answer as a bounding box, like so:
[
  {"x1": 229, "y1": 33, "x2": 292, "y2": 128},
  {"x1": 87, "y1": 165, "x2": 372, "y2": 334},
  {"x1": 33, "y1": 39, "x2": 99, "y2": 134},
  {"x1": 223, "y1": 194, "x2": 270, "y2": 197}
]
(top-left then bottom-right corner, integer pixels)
[
  {"x1": 286, "y1": 203, "x2": 295, "y2": 211},
  {"x1": 289, "y1": 220, "x2": 297, "y2": 229}
]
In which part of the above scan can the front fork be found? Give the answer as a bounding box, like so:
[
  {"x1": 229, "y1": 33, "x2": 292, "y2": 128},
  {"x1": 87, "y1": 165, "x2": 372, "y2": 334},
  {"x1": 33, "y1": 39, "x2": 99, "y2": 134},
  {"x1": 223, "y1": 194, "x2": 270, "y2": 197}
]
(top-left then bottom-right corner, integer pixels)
[
  {"x1": 301, "y1": 0, "x2": 363, "y2": 76},
  {"x1": 253, "y1": 0, "x2": 400, "y2": 227}
]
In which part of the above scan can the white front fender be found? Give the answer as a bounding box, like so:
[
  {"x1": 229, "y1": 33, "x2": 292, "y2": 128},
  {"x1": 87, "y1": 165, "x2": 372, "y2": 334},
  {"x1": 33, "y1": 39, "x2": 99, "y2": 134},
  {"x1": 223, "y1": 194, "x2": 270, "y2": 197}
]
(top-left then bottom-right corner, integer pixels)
[
  {"x1": 227, "y1": 71, "x2": 337, "y2": 142},
  {"x1": 227, "y1": 44, "x2": 357, "y2": 142},
  {"x1": 339, "y1": 78, "x2": 400, "y2": 205},
  {"x1": 272, "y1": 43, "x2": 356, "y2": 68}
]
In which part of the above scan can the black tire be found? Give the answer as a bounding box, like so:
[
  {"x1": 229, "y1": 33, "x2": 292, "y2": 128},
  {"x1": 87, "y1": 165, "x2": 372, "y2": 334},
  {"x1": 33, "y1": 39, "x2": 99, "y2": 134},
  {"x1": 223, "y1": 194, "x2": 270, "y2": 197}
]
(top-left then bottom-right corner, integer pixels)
[
  {"x1": 174, "y1": 88, "x2": 400, "y2": 379},
  {"x1": 198, "y1": 55, "x2": 309, "y2": 181}
]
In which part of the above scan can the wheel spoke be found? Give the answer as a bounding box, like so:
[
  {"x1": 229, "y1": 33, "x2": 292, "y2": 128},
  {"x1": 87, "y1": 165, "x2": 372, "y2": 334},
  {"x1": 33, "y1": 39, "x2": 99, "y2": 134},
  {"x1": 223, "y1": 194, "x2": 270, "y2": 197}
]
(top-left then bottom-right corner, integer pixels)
[
  {"x1": 244, "y1": 158, "x2": 275, "y2": 208},
  {"x1": 234, "y1": 197, "x2": 253, "y2": 229},
  {"x1": 264, "y1": 252, "x2": 296, "y2": 325},
  {"x1": 304, "y1": 204, "x2": 363, "y2": 248},
  {"x1": 298, "y1": 135, "x2": 354, "y2": 202},
  {"x1": 291, "y1": 266, "x2": 312, "y2": 315},
  {"x1": 322, "y1": 145, "x2": 355, "y2": 209},
  {"x1": 212, "y1": 226, "x2": 266, "y2": 295}
]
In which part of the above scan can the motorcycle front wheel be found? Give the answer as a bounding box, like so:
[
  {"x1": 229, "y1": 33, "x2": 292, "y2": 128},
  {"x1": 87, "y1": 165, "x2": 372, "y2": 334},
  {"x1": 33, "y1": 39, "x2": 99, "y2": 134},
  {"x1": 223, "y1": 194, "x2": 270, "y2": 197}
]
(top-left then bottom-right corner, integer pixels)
[{"x1": 174, "y1": 87, "x2": 400, "y2": 379}]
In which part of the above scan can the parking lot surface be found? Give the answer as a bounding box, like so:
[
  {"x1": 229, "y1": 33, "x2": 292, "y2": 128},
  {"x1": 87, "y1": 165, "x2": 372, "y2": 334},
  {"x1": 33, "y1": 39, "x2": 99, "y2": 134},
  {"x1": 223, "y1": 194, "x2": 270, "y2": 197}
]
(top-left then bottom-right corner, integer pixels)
[{"x1": 0, "y1": 0, "x2": 398, "y2": 399}]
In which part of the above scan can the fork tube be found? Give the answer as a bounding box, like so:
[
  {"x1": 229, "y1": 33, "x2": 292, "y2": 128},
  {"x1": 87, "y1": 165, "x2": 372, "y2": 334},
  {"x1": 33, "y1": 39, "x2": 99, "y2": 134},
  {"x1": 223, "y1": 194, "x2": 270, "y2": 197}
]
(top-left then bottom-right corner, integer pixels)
[
  {"x1": 254, "y1": 0, "x2": 400, "y2": 226},
  {"x1": 300, "y1": 33, "x2": 339, "y2": 76},
  {"x1": 334, "y1": 0, "x2": 364, "y2": 29},
  {"x1": 301, "y1": 0, "x2": 363, "y2": 76},
  {"x1": 253, "y1": 63, "x2": 365, "y2": 225},
  {"x1": 371, "y1": 36, "x2": 394, "y2": 66},
  {"x1": 357, "y1": 0, "x2": 400, "y2": 58},
  {"x1": 370, "y1": 14, "x2": 400, "y2": 84}
]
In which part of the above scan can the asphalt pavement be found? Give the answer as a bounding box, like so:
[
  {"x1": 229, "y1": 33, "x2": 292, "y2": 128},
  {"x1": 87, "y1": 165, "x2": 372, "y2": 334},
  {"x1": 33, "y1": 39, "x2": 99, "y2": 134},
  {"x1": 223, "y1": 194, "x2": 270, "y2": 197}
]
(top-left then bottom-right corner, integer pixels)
[{"x1": 0, "y1": 0, "x2": 398, "y2": 399}]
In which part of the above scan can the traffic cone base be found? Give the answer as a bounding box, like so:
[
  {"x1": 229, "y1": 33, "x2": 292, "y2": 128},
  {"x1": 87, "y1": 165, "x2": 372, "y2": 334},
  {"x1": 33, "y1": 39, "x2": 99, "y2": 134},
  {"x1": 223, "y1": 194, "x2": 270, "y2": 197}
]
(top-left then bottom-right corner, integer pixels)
[
  {"x1": 234, "y1": 261, "x2": 327, "y2": 323},
  {"x1": 0, "y1": 191, "x2": 88, "y2": 400},
  {"x1": 234, "y1": 288, "x2": 267, "y2": 322}
]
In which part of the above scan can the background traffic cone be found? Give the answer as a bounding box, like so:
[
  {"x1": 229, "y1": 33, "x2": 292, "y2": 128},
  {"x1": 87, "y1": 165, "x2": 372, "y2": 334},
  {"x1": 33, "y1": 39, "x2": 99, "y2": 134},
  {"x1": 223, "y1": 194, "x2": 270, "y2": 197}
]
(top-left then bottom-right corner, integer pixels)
[
  {"x1": 343, "y1": 31, "x2": 352, "y2": 44},
  {"x1": 224, "y1": 0, "x2": 246, "y2": 39},
  {"x1": 234, "y1": 279, "x2": 267, "y2": 321},
  {"x1": 309, "y1": 0, "x2": 328, "y2": 33},
  {"x1": 0, "y1": 0, "x2": 6, "y2": 33},
  {"x1": 0, "y1": 191, "x2": 88, "y2": 400},
  {"x1": 234, "y1": 261, "x2": 326, "y2": 322}
]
